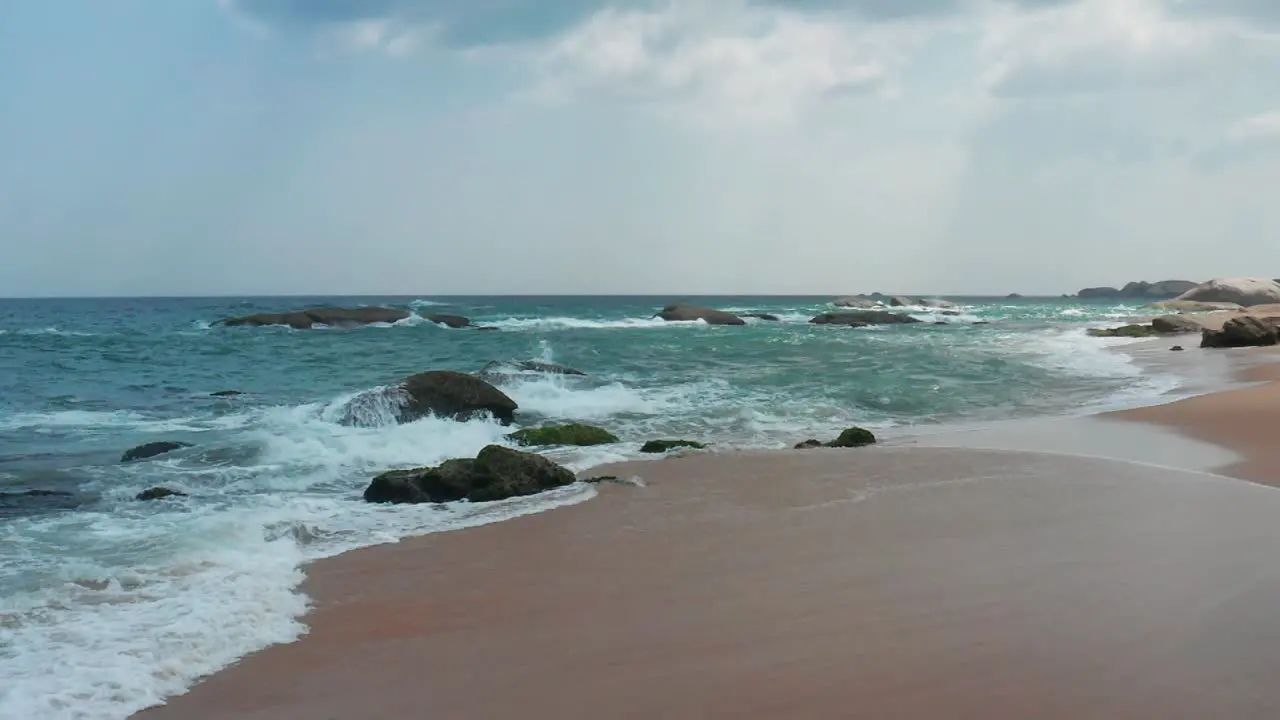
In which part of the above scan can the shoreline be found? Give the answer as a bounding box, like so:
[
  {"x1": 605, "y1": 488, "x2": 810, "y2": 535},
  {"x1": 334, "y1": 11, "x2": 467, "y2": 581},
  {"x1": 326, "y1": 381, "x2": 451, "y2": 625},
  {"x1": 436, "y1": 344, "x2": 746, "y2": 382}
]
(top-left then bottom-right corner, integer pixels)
[{"x1": 132, "y1": 346, "x2": 1280, "y2": 719}]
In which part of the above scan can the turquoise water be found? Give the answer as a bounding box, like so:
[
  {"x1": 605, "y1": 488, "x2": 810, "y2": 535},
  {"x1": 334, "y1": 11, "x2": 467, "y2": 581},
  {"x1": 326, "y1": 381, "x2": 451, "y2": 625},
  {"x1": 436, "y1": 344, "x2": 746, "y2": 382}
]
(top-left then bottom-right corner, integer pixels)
[{"x1": 0, "y1": 295, "x2": 1177, "y2": 718}]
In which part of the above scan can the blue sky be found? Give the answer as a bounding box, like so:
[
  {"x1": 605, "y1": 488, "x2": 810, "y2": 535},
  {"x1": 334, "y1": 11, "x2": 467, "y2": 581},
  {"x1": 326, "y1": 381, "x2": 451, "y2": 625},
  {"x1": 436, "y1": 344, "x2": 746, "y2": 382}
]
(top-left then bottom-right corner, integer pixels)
[{"x1": 2, "y1": 0, "x2": 1279, "y2": 296}]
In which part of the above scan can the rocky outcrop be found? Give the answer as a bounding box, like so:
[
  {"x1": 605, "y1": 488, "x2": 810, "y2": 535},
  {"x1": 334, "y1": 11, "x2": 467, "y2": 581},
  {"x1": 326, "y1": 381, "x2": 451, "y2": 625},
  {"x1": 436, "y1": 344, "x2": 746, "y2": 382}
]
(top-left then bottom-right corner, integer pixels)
[
  {"x1": 1176, "y1": 278, "x2": 1280, "y2": 307},
  {"x1": 810, "y1": 311, "x2": 922, "y2": 326},
  {"x1": 1150, "y1": 315, "x2": 1203, "y2": 334},
  {"x1": 217, "y1": 307, "x2": 409, "y2": 329},
  {"x1": 1087, "y1": 325, "x2": 1158, "y2": 338},
  {"x1": 476, "y1": 360, "x2": 586, "y2": 385},
  {"x1": 364, "y1": 445, "x2": 576, "y2": 504},
  {"x1": 1142, "y1": 300, "x2": 1244, "y2": 312},
  {"x1": 888, "y1": 296, "x2": 915, "y2": 307},
  {"x1": 508, "y1": 424, "x2": 619, "y2": 447},
  {"x1": 640, "y1": 439, "x2": 707, "y2": 453},
  {"x1": 422, "y1": 313, "x2": 471, "y2": 329},
  {"x1": 1007, "y1": 293, "x2": 1023, "y2": 299},
  {"x1": 121, "y1": 441, "x2": 192, "y2": 463},
  {"x1": 1077, "y1": 286, "x2": 1121, "y2": 299},
  {"x1": 656, "y1": 304, "x2": 745, "y2": 326},
  {"x1": 1200, "y1": 316, "x2": 1280, "y2": 348},
  {"x1": 795, "y1": 427, "x2": 877, "y2": 449},
  {"x1": 398, "y1": 371, "x2": 518, "y2": 425},
  {"x1": 136, "y1": 487, "x2": 188, "y2": 501},
  {"x1": 918, "y1": 298, "x2": 956, "y2": 309},
  {"x1": 742, "y1": 313, "x2": 780, "y2": 321},
  {"x1": 832, "y1": 296, "x2": 882, "y2": 308},
  {"x1": 1077, "y1": 281, "x2": 1198, "y2": 300}
]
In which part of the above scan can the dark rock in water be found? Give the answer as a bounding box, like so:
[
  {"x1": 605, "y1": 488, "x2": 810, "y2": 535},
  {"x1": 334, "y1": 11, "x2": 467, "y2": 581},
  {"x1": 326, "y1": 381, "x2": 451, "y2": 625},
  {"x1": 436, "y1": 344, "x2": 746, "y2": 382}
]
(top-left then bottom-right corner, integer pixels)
[
  {"x1": 933, "y1": 321, "x2": 949, "y2": 325},
  {"x1": 0, "y1": 489, "x2": 84, "y2": 514},
  {"x1": 888, "y1": 296, "x2": 915, "y2": 307},
  {"x1": 1087, "y1": 324, "x2": 1158, "y2": 338},
  {"x1": 827, "y1": 427, "x2": 877, "y2": 448},
  {"x1": 422, "y1": 313, "x2": 471, "y2": 329},
  {"x1": 398, "y1": 371, "x2": 518, "y2": 425},
  {"x1": 584, "y1": 476, "x2": 619, "y2": 484},
  {"x1": 508, "y1": 423, "x2": 619, "y2": 447},
  {"x1": 121, "y1": 441, "x2": 192, "y2": 463},
  {"x1": 364, "y1": 445, "x2": 576, "y2": 504},
  {"x1": 210, "y1": 390, "x2": 242, "y2": 397},
  {"x1": 1151, "y1": 315, "x2": 1201, "y2": 334},
  {"x1": 1170, "y1": 345, "x2": 1185, "y2": 352},
  {"x1": 657, "y1": 304, "x2": 745, "y2": 326},
  {"x1": 136, "y1": 487, "x2": 187, "y2": 501},
  {"x1": 810, "y1": 311, "x2": 921, "y2": 326},
  {"x1": 742, "y1": 313, "x2": 780, "y2": 321},
  {"x1": 476, "y1": 360, "x2": 586, "y2": 385},
  {"x1": 217, "y1": 307, "x2": 409, "y2": 329},
  {"x1": 942, "y1": 310, "x2": 962, "y2": 316},
  {"x1": 794, "y1": 439, "x2": 823, "y2": 450},
  {"x1": 1007, "y1": 293, "x2": 1023, "y2": 299},
  {"x1": 475, "y1": 326, "x2": 500, "y2": 332},
  {"x1": 972, "y1": 321, "x2": 991, "y2": 325},
  {"x1": 640, "y1": 439, "x2": 706, "y2": 453},
  {"x1": 1201, "y1": 316, "x2": 1280, "y2": 348}
]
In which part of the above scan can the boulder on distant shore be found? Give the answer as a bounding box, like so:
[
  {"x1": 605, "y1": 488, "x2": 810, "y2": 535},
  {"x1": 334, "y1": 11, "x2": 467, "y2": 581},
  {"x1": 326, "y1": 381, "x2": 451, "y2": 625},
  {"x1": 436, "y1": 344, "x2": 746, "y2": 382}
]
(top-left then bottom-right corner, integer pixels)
[
  {"x1": 121, "y1": 441, "x2": 192, "y2": 463},
  {"x1": 1200, "y1": 316, "x2": 1280, "y2": 348},
  {"x1": 217, "y1": 307, "x2": 409, "y2": 329},
  {"x1": 422, "y1": 313, "x2": 471, "y2": 329},
  {"x1": 810, "y1": 311, "x2": 921, "y2": 326},
  {"x1": 136, "y1": 487, "x2": 188, "y2": 501},
  {"x1": 1150, "y1": 315, "x2": 1202, "y2": 334},
  {"x1": 832, "y1": 296, "x2": 883, "y2": 308},
  {"x1": 657, "y1": 304, "x2": 745, "y2": 326},
  {"x1": 508, "y1": 423, "x2": 619, "y2": 447},
  {"x1": 398, "y1": 371, "x2": 518, "y2": 425},
  {"x1": 742, "y1": 313, "x2": 780, "y2": 321},
  {"x1": 640, "y1": 439, "x2": 707, "y2": 453},
  {"x1": 364, "y1": 445, "x2": 576, "y2": 504},
  {"x1": 1176, "y1": 278, "x2": 1280, "y2": 307}
]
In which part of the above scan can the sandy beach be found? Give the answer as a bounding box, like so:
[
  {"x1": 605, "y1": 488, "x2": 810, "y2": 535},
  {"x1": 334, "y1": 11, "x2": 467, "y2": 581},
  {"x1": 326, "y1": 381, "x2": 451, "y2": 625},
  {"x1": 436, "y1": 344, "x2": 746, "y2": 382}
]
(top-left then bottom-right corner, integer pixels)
[{"x1": 135, "y1": 348, "x2": 1280, "y2": 720}]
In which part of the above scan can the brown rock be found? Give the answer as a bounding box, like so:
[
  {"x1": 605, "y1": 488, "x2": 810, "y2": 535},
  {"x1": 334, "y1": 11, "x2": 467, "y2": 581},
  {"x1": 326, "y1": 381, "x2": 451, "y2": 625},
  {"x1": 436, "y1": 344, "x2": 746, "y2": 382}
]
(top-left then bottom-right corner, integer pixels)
[{"x1": 656, "y1": 304, "x2": 745, "y2": 326}]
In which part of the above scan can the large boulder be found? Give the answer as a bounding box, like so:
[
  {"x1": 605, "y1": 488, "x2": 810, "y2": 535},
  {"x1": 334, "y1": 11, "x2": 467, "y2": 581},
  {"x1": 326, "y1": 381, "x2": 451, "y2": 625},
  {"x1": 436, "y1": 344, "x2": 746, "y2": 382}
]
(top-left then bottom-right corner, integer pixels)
[
  {"x1": 810, "y1": 311, "x2": 922, "y2": 326},
  {"x1": 364, "y1": 445, "x2": 576, "y2": 504},
  {"x1": 122, "y1": 441, "x2": 192, "y2": 463},
  {"x1": 1200, "y1": 316, "x2": 1280, "y2": 348},
  {"x1": 832, "y1": 296, "x2": 882, "y2": 308},
  {"x1": 422, "y1": 313, "x2": 471, "y2": 329},
  {"x1": 398, "y1": 371, "x2": 518, "y2": 425},
  {"x1": 1150, "y1": 315, "x2": 1202, "y2": 334},
  {"x1": 827, "y1": 427, "x2": 877, "y2": 448},
  {"x1": 218, "y1": 307, "x2": 410, "y2": 329},
  {"x1": 1142, "y1": 300, "x2": 1244, "y2": 312},
  {"x1": 657, "y1": 304, "x2": 745, "y2": 326},
  {"x1": 508, "y1": 424, "x2": 619, "y2": 447},
  {"x1": 1176, "y1": 277, "x2": 1280, "y2": 307}
]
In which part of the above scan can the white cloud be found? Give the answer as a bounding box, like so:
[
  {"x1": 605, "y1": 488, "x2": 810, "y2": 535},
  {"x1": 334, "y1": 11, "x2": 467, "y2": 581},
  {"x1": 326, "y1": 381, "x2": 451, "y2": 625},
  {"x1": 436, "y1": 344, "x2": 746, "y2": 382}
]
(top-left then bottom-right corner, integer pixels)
[{"x1": 1226, "y1": 109, "x2": 1280, "y2": 141}]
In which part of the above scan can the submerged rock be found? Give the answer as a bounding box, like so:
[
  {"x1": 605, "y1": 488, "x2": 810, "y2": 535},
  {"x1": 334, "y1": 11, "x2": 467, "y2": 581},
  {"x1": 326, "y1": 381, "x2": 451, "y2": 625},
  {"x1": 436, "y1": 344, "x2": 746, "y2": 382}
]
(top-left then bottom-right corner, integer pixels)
[
  {"x1": 217, "y1": 307, "x2": 409, "y2": 329},
  {"x1": 422, "y1": 313, "x2": 471, "y2": 329},
  {"x1": 121, "y1": 441, "x2": 192, "y2": 463},
  {"x1": 398, "y1": 371, "x2": 518, "y2": 425},
  {"x1": 0, "y1": 489, "x2": 84, "y2": 513},
  {"x1": 1150, "y1": 315, "x2": 1202, "y2": 334},
  {"x1": 1201, "y1": 316, "x2": 1280, "y2": 348},
  {"x1": 656, "y1": 304, "x2": 745, "y2": 326},
  {"x1": 364, "y1": 445, "x2": 576, "y2": 504},
  {"x1": 640, "y1": 439, "x2": 707, "y2": 454},
  {"x1": 1176, "y1": 278, "x2": 1280, "y2": 307},
  {"x1": 742, "y1": 313, "x2": 780, "y2": 321},
  {"x1": 475, "y1": 326, "x2": 500, "y2": 332},
  {"x1": 1086, "y1": 324, "x2": 1159, "y2": 338},
  {"x1": 136, "y1": 487, "x2": 188, "y2": 501},
  {"x1": 508, "y1": 423, "x2": 619, "y2": 447},
  {"x1": 209, "y1": 390, "x2": 243, "y2": 397},
  {"x1": 810, "y1": 311, "x2": 921, "y2": 326},
  {"x1": 1170, "y1": 345, "x2": 1185, "y2": 352}
]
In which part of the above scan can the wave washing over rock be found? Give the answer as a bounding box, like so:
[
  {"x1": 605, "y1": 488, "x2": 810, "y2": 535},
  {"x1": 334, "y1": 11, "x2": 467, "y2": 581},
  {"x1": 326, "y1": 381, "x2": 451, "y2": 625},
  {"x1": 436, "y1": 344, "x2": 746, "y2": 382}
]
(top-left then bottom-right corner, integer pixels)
[{"x1": 0, "y1": 294, "x2": 1196, "y2": 718}]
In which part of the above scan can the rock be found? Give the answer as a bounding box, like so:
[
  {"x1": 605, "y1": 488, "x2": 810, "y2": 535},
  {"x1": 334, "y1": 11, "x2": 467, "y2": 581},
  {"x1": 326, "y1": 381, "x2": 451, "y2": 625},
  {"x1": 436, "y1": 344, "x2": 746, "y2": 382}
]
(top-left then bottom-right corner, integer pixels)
[
  {"x1": 1087, "y1": 324, "x2": 1158, "y2": 338},
  {"x1": 1142, "y1": 300, "x2": 1244, "y2": 312},
  {"x1": 121, "y1": 441, "x2": 192, "y2": 463},
  {"x1": 640, "y1": 439, "x2": 707, "y2": 453},
  {"x1": 1077, "y1": 286, "x2": 1121, "y2": 299},
  {"x1": 422, "y1": 313, "x2": 471, "y2": 329},
  {"x1": 136, "y1": 487, "x2": 188, "y2": 501},
  {"x1": 827, "y1": 427, "x2": 877, "y2": 448},
  {"x1": 475, "y1": 326, "x2": 500, "y2": 332},
  {"x1": 832, "y1": 296, "x2": 883, "y2": 308},
  {"x1": 742, "y1": 313, "x2": 780, "y2": 321},
  {"x1": 209, "y1": 390, "x2": 242, "y2": 397},
  {"x1": 656, "y1": 304, "x2": 745, "y2": 326},
  {"x1": 1007, "y1": 293, "x2": 1023, "y2": 299},
  {"x1": 1200, "y1": 316, "x2": 1280, "y2": 349},
  {"x1": 810, "y1": 311, "x2": 921, "y2": 326},
  {"x1": 794, "y1": 439, "x2": 823, "y2": 449},
  {"x1": 919, "y1": 298, "x2": 956, "y2": 309},
  {"x1": 584, "y1": 475, "x2": 619, "y2": 484},
  {"x1": 1078, "y1": 281, "x2": 1199, "y2": 300},
  {"x1": 398, "y1": 371, "x2": 518, "y2": 425},
  {"x1": 1176, "y1": 277, "x2": 1280, "y2": 307},
  {"x1": 508, "y1": 423, "x2": 619, "y2": 447},
  {"x1": 1170, "y1": 345, "x2": 1185, "y2": 352},
  {"x1": 972, "y1": 321, "x2": 991, "y2": 325},
  {"x1": 364, "y1": 445, "x2": 576, "y2": 504},
  {"x1": 933, "y1": 321, "x2": 949, "y2": 325},
  {"x1": 1150, "y1": 315, "x2": 1202, "y2": 334},
  {"x1": 1246, "y1": 303, "x2": 1280, "y2": 316},
  {"x1": 218, "y1": 307, "x2": 409, "y2": 329},
  {"x1": 477, "y1": 360, "x2": 586, "y2": 383},
  {"x1": 0, "y1": 489, "x2": 84, "y2": 512},
  {"x1": 888, "y1": 296, "x2": 915, "y2": 307}
]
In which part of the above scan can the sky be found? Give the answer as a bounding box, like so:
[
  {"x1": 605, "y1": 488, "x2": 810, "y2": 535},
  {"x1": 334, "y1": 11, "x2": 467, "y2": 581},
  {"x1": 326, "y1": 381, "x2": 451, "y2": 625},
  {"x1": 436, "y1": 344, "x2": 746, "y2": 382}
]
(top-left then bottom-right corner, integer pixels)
[{"x1": 2, "y1": 0, "x2": 1279, "y2": 297}]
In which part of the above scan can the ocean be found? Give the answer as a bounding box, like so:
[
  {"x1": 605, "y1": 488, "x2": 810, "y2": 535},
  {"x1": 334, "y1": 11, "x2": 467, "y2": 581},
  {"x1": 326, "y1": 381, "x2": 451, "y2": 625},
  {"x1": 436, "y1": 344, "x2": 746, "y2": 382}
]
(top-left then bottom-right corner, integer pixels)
[{"x1": 0, "y1": 295, "x2": 1184, "y2": 718}]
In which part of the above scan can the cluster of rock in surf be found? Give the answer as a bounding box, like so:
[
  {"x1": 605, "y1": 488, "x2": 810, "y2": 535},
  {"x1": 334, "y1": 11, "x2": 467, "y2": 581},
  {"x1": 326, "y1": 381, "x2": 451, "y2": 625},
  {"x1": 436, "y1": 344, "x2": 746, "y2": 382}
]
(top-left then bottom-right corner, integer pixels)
[{"x1": 1084, "y1": 277, "x2": 1280, "y2": 349}]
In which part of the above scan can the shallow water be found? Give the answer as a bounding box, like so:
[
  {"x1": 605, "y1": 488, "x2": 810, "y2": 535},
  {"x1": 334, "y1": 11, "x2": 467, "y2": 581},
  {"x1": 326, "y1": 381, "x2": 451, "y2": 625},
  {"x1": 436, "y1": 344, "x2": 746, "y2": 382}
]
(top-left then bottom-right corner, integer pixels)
[{"x1": 0, "y1": 294, "x2": 1182, "y2": 718}]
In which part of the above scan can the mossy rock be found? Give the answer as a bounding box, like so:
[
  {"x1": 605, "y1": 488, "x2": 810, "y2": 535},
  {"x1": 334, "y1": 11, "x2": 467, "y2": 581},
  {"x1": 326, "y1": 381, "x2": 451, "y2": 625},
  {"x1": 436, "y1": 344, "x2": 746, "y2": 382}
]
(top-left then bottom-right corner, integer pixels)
[
  {"x1": 1086, "y1": 324, "x2": 1158, "y2": 338},
  {"x1": 827, "y1": 427, "x2": 877, "y2": 448},
  {"x1": 794, "y1": 439, "x2": 823, "y2": 449},
  {"x1": 640, "y1": 439, "x2": 707, "y2": 454},
  {"x1": 507, "y1": 423, "x2": 619, "y2": 447}
]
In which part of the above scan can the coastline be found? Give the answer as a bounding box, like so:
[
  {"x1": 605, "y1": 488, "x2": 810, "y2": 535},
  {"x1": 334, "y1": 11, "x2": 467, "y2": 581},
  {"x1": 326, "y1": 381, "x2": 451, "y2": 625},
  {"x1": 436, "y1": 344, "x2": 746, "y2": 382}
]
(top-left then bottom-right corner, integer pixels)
[{"x1": 131, "y1": 344, "x2": 1280, "y2": 719}]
